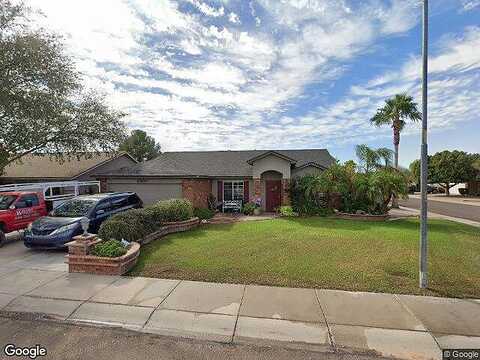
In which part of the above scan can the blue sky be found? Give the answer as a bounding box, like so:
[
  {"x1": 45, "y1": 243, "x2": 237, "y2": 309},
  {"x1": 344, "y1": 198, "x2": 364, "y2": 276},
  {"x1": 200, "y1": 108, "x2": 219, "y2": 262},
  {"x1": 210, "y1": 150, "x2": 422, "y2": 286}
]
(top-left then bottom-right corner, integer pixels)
[{"x1": 28, "y1": 0, "x2": 480, "y2": 167}]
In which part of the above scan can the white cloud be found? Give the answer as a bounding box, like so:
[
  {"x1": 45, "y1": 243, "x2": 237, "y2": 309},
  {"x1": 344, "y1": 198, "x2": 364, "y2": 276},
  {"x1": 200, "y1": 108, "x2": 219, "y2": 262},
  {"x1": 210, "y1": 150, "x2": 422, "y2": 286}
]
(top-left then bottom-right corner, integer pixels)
[
  {"x1": 228, "y1": 12, "x2": 240, "y2": 24},
  {"x1": 186, "y1": 0, "x2": 225, "y2": 17},
  {"x1": 23, "y1": 0, "x2": 475, "y2": 153},
  {"x1": 461, "y1": 0, "x2": 480, "y2": 11}
]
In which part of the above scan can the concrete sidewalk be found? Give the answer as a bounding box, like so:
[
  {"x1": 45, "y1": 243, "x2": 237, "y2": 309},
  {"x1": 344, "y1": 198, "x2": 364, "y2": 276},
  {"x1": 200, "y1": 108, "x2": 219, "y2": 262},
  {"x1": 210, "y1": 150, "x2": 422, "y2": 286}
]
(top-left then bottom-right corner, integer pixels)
[{"x1": 1, "y1": 269, "x2": 480, "y2": 360}]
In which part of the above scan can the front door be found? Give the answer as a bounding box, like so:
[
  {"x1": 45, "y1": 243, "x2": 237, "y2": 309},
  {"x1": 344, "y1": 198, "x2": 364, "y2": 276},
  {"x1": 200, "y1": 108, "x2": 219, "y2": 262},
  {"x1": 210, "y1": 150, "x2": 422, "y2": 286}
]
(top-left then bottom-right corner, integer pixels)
[{"x1": 265, "y1": 180, "x2": 281, "y2": 212}]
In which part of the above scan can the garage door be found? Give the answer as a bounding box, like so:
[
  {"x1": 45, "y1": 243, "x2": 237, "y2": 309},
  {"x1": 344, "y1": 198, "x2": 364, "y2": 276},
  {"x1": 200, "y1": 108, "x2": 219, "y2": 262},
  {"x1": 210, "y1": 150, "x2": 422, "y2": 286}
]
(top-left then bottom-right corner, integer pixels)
[{"x1": 108, "y1": 181, "x2": 182, "y2": 205}]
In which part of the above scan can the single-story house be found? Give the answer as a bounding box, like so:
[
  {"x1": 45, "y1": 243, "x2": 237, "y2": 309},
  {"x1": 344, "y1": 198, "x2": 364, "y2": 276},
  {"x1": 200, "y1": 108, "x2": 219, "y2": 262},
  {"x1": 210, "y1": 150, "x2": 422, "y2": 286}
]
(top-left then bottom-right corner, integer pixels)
[
  {"x1": 97, "y1": 149, "x2": 336, "y2": 211},
  {"x1": 0, "y1": 152, "x2": 137, "y2": 191}
]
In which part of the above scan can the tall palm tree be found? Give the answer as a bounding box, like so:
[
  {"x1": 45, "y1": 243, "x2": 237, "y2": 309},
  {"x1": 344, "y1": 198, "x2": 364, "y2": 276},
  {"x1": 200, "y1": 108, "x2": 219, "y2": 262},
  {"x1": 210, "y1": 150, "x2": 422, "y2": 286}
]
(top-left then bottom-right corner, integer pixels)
[
  {"x1": 370, "y1": 93, "x2": 421, "y2": 206},
  {"x1": 370, "y1": 93, "x2": 421, "y2": 169}
]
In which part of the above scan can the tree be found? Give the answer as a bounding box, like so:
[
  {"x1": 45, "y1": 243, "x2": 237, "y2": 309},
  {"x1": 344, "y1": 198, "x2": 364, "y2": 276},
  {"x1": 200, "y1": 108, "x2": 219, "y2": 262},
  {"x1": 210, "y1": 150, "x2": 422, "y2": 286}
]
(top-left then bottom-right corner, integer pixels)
[
  {"x1": 370, "y1": 93, "x2": 421, "y2": 206},
  {"x1": 0, "y1": 1, "x2": 127, "y2": 175},
  {"x1": 119, "y1": 130, "x2": 161, "y2": 162},
  {"x1": 355, "y1": 144, "x2": 393, "y2": 172},
  {"x1": 428, "y1": 150, "x2": 477, "y2": 196}
]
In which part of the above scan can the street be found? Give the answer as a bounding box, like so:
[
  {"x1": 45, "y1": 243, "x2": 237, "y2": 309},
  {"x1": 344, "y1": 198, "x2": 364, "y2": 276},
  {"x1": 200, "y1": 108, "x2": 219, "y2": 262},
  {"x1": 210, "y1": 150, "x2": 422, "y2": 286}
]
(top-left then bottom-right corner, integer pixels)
[
  {"x1": 0, "y1": 313, "x2": 384, "y2": 360},
  {"x1": 399, "y1": 197, "x2": 480, "y2": 222}
]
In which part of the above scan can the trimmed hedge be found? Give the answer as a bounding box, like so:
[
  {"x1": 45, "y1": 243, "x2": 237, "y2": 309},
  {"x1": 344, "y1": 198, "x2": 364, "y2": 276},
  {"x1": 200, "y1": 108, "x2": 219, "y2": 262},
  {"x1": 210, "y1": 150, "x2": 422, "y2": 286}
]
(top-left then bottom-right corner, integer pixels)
[
  {"x1": 98, "y1": 208, "x2": 157, "y2": 242},
  {"x1": 147, "y1": 199, "x2": 194, "y2": 223},
  {"x1": 98, "y1": 199, "x2": 195, "y2": 242}
]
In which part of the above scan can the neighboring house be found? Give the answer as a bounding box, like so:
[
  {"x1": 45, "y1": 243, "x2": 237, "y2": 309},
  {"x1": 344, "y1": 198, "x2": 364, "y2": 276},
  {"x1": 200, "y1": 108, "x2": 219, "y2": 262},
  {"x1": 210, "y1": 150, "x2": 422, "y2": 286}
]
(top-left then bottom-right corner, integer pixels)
[
  {"x1": 97, "y1": 149, "x2": 336, "y2": 211},
  {"x1": 1, "y1": 152, "x2": 137, "y2": 191}
]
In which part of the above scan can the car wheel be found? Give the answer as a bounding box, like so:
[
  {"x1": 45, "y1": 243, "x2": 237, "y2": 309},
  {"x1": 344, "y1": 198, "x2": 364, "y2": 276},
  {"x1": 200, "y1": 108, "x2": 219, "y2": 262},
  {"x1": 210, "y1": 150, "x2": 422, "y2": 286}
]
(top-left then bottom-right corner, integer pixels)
[{"x1": 0, "y1": 230, "x2": 5, "y2": 248}]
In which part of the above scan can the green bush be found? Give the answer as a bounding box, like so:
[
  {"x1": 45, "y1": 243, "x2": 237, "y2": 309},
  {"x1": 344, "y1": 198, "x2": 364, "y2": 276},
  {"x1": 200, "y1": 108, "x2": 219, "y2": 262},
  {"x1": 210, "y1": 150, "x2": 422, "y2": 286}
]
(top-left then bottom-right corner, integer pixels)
[
  {"x1": 98, "y1": 208, "x2": 157, "y2": 242},
  {"x1": 148, "y1": 199, "x2": 194, "y2": 223},
  {"x1": 91, "y1": 239, "x2": 128, "y2": 258},
  {"x1": 193, "y1": 207, "x2": 215, "y2": 220},
  {"x1": 242, "y1": 202, "x2": 256, "y2": 215},
  {"x1": 278, "y1": 206, "x2": 298, "y2": 217}
]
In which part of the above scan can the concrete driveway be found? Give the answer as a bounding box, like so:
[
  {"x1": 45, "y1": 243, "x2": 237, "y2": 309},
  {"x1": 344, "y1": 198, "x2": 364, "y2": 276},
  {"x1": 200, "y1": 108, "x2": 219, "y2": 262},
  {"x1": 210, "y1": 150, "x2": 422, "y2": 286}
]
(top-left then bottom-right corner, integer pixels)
[{"x1": 0, "y1": 234, "x2": 67, "y2": 274}]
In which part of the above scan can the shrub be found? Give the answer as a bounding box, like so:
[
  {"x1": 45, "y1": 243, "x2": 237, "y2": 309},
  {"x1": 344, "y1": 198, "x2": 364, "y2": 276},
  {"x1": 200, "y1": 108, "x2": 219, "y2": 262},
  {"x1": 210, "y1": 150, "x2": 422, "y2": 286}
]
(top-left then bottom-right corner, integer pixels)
[
  {"x1": 242, "y1": 202, "x2": 256, "y2": 215},
  {"x1": 98, "y1": 208, "x2": 157, "y2": 242},
  {"x1": 278, "y1": 206, "x2": 298, "y2": 217},
  {"x1": 91, "y1": 239, "x2": 128, "y2": 258},
  {"x1": 148, "y1": 199, "x2": 194, "y2": 224},
  {"x1": 194, "y1": 207, "x2": 215, "y2": 220}
]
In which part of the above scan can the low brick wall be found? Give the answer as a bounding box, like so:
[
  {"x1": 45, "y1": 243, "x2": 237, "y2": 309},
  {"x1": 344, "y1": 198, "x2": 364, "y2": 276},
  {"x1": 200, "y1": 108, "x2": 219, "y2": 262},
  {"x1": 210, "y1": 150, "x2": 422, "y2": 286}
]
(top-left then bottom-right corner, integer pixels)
[
  {"x1": 336, "y1": 212, "x2": 390, "y2": 221},
  {"x1": 66, "y1": 241, "x2": 140, "y2": 276},
  {"x1": 139, "y1": 217, "x2": 200, "y2": 246}
]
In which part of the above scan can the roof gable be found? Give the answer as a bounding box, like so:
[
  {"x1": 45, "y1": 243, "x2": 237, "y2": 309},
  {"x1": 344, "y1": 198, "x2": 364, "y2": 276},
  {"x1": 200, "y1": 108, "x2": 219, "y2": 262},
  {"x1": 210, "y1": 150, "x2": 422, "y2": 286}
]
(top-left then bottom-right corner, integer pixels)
[{"x1": 246, "y1": 151, "x2": 297, "y2": 165}]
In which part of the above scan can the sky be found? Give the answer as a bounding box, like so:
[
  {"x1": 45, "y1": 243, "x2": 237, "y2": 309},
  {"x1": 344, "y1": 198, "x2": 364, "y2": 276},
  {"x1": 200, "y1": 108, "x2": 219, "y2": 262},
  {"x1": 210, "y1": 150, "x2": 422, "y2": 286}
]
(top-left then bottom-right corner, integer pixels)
[{"x1": 26, "y1": 0, "x2": 480, "y2": 167}]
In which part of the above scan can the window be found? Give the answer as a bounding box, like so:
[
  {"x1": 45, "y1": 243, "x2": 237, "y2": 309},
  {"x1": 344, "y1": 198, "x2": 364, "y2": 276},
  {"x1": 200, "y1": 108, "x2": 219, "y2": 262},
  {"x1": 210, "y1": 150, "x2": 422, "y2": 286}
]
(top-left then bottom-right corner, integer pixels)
[
  {"x1": 223, "y1": 181, "x2": 244, "y2": 201},
  {"x1": 16, "y1": 194, "x2": 39, "y2": 208}
]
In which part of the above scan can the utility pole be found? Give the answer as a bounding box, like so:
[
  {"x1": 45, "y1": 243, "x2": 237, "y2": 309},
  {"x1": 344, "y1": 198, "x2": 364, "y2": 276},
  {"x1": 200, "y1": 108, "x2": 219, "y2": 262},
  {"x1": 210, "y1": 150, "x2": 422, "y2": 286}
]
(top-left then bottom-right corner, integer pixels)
[{"x1": 419, "y1": 0, "x2": 429, "y2": 288}]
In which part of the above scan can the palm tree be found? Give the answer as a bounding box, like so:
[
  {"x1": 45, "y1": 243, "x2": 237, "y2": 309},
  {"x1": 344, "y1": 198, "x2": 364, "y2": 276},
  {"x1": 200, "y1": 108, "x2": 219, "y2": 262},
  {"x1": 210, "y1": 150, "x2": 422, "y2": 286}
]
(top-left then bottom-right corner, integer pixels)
[
  {"x1": 370, "y1": 93, "x2": 421, "y2": 206},
  {"x1": 355, "y1": 145, "x2": 394, "y2": 172},
  {"x1": 355, "y1": 144, "x2": 380, "y2": 173},
  {"x1": 376, "y1": 147, "x2": 394, "y2": 167}
]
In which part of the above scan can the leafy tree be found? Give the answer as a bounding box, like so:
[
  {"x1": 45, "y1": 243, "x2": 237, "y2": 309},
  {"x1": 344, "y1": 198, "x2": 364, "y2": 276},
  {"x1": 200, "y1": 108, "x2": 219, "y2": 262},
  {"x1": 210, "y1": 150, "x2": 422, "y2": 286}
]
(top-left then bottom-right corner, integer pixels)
[
  {"x1": 0, "y1": 1, "x2": 126, "y2": 175},
  {"x1": 370, "y1": 94, "x2": 421, "y2": 206},
  {"x1": 119, "y1": 129, "x2": 161, "y2": 162},
  {"x1": 428, "y1": 150, "x2": 477, "y2": 196}
]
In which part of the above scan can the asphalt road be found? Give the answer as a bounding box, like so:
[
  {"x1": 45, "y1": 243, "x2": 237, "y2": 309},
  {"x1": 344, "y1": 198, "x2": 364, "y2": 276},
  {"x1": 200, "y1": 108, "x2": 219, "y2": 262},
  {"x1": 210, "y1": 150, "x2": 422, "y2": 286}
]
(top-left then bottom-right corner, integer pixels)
[
  {"x1": 399, "y1": 197, "x2": 480, "y2": 222},
  {"x1": 0, "y1": 313, "x2": 384, "y2": 360}
]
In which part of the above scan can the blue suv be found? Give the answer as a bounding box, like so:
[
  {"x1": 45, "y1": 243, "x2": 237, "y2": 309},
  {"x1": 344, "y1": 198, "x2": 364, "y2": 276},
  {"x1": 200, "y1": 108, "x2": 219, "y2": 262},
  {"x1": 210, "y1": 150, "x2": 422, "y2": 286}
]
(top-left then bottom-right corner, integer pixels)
[{"x1": 24, "y1": 192, "x2": 142, "y2": 249}]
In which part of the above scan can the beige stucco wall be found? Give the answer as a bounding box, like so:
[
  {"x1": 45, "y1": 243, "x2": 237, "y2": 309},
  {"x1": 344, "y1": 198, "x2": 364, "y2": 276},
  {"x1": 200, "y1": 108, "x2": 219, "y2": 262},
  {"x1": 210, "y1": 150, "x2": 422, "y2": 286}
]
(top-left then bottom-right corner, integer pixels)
[
  {"x1": 252, "y1": 155, "x2": 291, "y2": 179},
  {"x1": 292, "y1": 165, "x2": 325, "y2": 178}
]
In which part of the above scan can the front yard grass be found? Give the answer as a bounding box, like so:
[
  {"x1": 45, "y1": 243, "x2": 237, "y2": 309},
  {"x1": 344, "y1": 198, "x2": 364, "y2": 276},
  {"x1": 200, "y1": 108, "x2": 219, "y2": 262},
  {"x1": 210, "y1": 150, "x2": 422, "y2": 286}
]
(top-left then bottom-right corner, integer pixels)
[{"x1": 130, "y1": 217, "x2": 480, "y2": 298}]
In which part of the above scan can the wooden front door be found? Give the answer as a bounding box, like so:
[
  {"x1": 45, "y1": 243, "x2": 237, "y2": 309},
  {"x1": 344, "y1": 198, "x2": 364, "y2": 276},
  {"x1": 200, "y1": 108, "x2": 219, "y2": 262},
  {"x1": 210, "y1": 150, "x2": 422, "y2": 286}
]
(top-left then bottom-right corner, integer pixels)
[{"x1": 265, "y1": 180, "x2": 281, "y2": 212}]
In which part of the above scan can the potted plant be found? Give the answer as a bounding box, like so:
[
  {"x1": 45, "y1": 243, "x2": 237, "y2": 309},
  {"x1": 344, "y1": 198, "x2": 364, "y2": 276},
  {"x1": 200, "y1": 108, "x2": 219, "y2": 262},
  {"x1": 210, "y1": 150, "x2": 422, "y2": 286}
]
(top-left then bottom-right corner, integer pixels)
[{"x1": 253, "y1": 197, "x2": 262, "y2": 215}]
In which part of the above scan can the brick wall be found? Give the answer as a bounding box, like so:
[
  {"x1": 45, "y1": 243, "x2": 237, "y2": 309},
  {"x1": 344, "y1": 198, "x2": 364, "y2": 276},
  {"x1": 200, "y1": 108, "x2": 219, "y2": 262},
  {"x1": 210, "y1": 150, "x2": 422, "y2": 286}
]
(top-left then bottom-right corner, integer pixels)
[
  {"x1": 281, "y1": 179, "x2": 290, "y2": 205},
  {"x1": 182, "y1": 179, "x2": 212, "y2": 208}
]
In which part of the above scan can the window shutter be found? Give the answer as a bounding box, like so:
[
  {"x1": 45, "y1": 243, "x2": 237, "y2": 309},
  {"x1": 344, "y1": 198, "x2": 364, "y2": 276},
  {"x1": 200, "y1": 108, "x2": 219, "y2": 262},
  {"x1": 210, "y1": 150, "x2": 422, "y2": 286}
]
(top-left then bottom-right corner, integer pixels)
[
  {"x1": 217, "y1": 181, "x2": 223, "y2": 202},
  {"x1": 243, "y1": 180, "x2": 249, "y2": 203}
]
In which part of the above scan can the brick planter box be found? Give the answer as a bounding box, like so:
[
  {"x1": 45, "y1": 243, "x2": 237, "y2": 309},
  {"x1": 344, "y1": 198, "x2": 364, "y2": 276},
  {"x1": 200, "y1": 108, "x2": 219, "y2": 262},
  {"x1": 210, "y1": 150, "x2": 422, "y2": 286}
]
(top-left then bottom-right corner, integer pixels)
[
  {"x1": 139, "y1": 217, "x2": 200, "y2": 246},
  {"x1": 336, "y1": 212, "x2": 390, "y2": 221},
  {"x1": 66, "y1": 234, "x2": 140, "y2": 275}
]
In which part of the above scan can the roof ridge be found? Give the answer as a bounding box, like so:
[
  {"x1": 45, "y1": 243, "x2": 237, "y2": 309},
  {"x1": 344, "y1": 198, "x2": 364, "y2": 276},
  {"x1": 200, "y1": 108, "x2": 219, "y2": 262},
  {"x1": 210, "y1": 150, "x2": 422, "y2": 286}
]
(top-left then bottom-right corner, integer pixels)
[{"x1": 161, "y1": 148, "x2": 329, "y2": 154}]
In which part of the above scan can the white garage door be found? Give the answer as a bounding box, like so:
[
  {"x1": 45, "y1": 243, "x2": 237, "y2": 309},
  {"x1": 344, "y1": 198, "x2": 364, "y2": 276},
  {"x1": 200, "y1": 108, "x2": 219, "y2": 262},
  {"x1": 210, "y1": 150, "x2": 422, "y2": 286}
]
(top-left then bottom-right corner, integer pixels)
[{"x1": 108, "y1": 181, "x2": 182, "y2": 205}]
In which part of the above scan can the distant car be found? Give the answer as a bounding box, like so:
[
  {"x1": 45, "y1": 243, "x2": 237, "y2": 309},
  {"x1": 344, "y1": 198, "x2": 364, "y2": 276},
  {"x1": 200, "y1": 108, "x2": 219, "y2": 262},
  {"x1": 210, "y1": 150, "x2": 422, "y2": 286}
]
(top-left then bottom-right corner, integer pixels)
[
  {"x1": 0, "y1": 192, "x2": 48, "y2": 247},
  {"x1": 24, "y1": 192, "x2": 142, "y2": 249}
]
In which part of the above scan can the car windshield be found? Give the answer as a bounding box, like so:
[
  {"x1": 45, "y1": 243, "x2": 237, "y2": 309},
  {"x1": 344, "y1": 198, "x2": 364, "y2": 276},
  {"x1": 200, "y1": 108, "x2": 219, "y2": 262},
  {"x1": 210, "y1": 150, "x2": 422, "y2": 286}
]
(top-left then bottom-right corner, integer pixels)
[
  {"x1": 52, "y1": 199, "x2": 97, "y2": 217},
  {"x1": 0, "y1": 195, "x2": 17, "y2": 210}
]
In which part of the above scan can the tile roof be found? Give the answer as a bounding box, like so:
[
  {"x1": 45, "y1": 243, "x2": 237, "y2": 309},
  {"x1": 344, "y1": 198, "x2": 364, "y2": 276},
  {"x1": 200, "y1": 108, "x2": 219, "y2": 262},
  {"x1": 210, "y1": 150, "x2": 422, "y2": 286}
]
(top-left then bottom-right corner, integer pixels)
[{"x1": 99, "y1": 149, "x2": 336, "y2": 178}]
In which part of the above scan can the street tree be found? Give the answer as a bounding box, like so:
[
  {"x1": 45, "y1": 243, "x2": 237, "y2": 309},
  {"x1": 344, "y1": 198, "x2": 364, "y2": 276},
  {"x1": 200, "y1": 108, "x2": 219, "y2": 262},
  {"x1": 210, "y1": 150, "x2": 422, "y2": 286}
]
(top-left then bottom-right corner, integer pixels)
[
  {"x1": 428, "y1": 150, "x2": 477, "y2": 196},
  {"x1": 0, "y1": 1, "x2": 126, "y2": 175},
  {"x1": 119, "y1": 130, "x2": 161, "y2": 162}
]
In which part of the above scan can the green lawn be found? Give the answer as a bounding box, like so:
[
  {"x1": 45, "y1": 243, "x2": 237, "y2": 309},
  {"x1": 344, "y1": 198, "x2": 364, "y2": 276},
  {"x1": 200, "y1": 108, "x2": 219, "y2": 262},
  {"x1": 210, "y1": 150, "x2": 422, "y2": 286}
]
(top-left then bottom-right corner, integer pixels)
[{"x1": 130, "y1": 217, "x2": 480, "y2": 298}]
